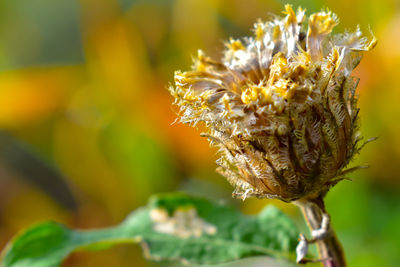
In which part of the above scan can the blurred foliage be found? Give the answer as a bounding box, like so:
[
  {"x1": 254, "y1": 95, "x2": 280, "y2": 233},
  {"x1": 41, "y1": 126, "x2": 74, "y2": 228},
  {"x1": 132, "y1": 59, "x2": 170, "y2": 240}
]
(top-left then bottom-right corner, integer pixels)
[
  {"x1": 0, "y1": 0, "x2": 399, "y2": 266},
  {"x1": 2, "y1": 193, "x2": 299, "y2": 266}
]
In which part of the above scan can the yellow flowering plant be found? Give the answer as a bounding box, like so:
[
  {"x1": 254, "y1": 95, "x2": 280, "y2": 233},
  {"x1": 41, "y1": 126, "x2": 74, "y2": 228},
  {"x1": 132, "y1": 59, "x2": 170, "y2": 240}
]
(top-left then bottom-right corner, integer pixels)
[
  {"x1": 170, "y1": 4, "x2": 376, "y2": 266},
  {"x1": 0, "y1": 4, "x2": 376, "y2": 267}
]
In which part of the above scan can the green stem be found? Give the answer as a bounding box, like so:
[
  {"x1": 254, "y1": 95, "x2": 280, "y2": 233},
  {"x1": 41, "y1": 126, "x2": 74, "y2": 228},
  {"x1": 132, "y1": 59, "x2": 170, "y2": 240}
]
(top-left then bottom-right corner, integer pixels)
[{"x1": 296, "y1": 199, "x2": 346, "y2": 267}]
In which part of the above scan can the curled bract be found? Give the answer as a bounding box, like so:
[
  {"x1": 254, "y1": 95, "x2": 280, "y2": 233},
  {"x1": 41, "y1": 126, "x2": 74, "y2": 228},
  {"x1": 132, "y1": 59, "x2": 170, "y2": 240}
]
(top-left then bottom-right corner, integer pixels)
[{"x1": 169, "y1": 5, "x2": 375, "y2": 202}]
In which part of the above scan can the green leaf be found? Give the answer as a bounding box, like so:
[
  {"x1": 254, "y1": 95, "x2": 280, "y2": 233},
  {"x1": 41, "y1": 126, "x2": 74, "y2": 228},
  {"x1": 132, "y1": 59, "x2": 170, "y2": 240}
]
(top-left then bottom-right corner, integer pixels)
[{"x1": 1, "y1": 193, "x2": 299, "y2": 266}]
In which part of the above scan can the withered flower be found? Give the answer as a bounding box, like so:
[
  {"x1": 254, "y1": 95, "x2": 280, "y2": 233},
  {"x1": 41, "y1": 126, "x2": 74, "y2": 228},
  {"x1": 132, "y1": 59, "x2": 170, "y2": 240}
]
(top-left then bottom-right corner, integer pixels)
[{"x1": 169, "y1": 5, "x2": 375, "y2": 202}]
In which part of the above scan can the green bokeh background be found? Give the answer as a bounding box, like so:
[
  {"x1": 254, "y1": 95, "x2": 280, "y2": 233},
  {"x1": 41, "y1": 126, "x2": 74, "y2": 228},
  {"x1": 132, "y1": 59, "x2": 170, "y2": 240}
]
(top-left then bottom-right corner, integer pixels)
[{"x1": 0, "y1": 0, "x2": 399, "y2": 266}]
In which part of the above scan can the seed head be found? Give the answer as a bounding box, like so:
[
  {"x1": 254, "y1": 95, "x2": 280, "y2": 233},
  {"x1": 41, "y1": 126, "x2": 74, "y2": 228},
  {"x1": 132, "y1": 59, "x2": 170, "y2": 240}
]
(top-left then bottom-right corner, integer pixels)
[{"x1": 169, "y1": 5, "x2": 376, "y2": 202}]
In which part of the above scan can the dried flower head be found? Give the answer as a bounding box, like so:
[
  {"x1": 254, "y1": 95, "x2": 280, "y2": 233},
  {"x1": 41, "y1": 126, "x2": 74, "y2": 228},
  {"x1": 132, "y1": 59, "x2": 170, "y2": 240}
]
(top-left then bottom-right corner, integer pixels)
[{"x1": 169, "y1": 5, "x2": 376, "y2": 202}]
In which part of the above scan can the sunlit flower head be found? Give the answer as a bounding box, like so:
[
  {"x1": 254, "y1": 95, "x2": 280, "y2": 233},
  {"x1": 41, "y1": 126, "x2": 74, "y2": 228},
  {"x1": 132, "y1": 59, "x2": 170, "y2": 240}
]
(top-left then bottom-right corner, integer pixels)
[{"x1": 169, "y1": 5, "x2": 376, "y2": 202}]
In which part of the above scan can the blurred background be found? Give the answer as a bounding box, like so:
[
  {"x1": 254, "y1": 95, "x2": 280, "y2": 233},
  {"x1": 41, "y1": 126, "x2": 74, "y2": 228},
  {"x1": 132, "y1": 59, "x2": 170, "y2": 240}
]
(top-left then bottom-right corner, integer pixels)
[{"x1": 0, "y1": 0, "x2": 399, "y2": 266}]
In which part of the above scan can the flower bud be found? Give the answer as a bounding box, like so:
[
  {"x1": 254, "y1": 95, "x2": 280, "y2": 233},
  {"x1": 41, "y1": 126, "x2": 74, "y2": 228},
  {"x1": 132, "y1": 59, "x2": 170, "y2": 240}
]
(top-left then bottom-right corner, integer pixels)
[{"x1": 169, "y1": 5, "x2": 375, "y2": 202}]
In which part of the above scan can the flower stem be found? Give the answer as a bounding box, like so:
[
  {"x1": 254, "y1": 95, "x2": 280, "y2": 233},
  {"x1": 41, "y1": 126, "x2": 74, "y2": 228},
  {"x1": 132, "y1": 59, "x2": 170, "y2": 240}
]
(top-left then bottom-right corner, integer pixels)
[{"x1": 296, "y1": 199, "x2": 347, "y2": 267}]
